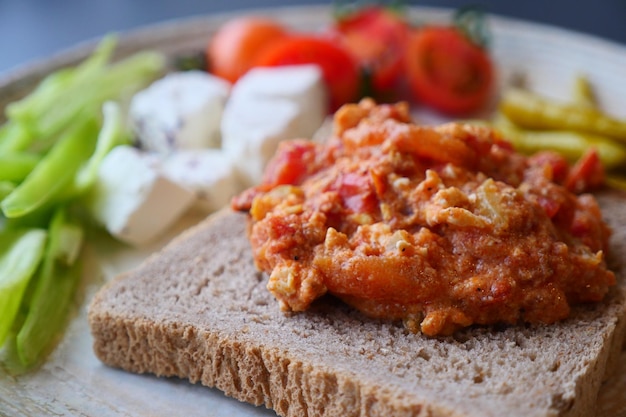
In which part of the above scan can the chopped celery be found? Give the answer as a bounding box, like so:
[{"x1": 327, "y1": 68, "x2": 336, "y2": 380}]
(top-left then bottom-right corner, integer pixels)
[
  {"x1": 0, "y1": 122, "x2": 32, "y2": 153},
  {"x1": 0, "y1": 152, "x2": 41, "y2": 182},
  {"x1": 7, "y1": 48, "x2": 163, "y2": 144},
  {"x1": 1, "y1": 116, "x2": 99, "y2": 218},
  {"x1": 55, "y1": 222, "x2": 84, "y2": 266},
  {"x1": 6, "y1": 36, "x2": 116, "y2": 129},
  {"x1": 75, "y1": 101, "x2": 130, "y2": 192},
  {"x1": 0, "y1": 34, "x2": 167, "y2": 371},
  {"x1": 0, "y1": 229, "x2": 47, "y2": 346},
  {"x1": 15, "y1": 209, "x2": 84, "y2": 367},
  {"x1": 0, "y1": 181, "x2": 15, "y2": 201},
  {"x1": 28, "y1": 51, "x2": 163, "y2": 141},
  {"x1": 2, "y1": 205, "x2": 54, "y2": 231}
]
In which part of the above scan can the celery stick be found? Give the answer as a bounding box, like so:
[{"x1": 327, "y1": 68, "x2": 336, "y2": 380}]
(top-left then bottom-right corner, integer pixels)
[
  {"x1": 0, "y1": 122, "x2": 33, "y2": 153},
  {"x1": 8, "y1": 48, "x2": 163, "y2": 142},
  {"x1": 15, "y1": 209, "x2": 83, "y2": 367},
  {"x1": 74, "y1": 101, "x2": 129, "y2": 192},
  {"x1": 55, "y1": 222, "x2": 83, "y2": 266},
  {"x1": 0, "y1": 229, "x2": 47, "y2": 346},
  {"x1": 0, "y1": 152, "x2": 41, "y2": 182},
  {"x1": 0, "y1": 181, "x2": 15, "y2": 201},
  {"x1": 2, "y1": 205, "x2": 54, "y2": 231},
  {"x1": 1, "y1": 116, "x2": 99, "y2": 218},
  {"x1": 6, "y1": 35, "x2": 117, "y2": 128},
  {"x1": 33, "y1": 51, "x2": 164, "y2": 139}
]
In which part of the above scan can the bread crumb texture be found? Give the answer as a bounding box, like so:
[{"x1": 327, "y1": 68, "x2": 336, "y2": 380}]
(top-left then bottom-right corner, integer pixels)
[{"x1": 88, "y1": 190, "x2": 626, "y2": 417}]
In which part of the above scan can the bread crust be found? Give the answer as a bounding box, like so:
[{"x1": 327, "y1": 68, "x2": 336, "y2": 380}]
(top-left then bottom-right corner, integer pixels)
[{"x1": 88, "y1": 189, "x2": 626, "y2": 417}]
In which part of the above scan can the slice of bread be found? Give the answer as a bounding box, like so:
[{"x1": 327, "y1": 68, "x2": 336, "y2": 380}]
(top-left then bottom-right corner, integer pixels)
[{"x1": 88, "y1": 189, "x2": 626, "y2": 417}]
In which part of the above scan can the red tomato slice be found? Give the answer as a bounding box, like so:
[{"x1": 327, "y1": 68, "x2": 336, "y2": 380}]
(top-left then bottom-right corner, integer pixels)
[
  {"x1": 330, "y1": 6, "x2": 410, "y2": 95},
  {"x1": 254, "y1": 35, "x2": 360, "y2": 111},
  {"x1": 405, "y1": 26, "x2": 494, "y2": 115},
  {"x1": 207, "y1": 17, "x2": 289, "y2": 83}
]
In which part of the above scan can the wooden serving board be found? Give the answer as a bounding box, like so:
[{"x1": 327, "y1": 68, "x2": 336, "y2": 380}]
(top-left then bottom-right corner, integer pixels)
[{"x1": 1, "y1": 6, "x2": 625, "y2": 416}]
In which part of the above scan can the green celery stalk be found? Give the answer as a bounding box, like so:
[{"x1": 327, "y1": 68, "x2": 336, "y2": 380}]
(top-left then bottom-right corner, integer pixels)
[
  {"x1": 15, "y1": 209, "x2": 84, "y2": 367},
  {"x1": 0, "y1": 229, "x2": 47, "y2": 346},
  {"x1": 0, "y1": 152, "x2": 41, "y2": 182},
  {"x1": 1, "y1": 116, "x2": 99, "y2": 218},
  {"x1": 6, "y1": 36, "x2": 116, "y2": 129},
  {"x1": 0, "y1": 122, "x2": 33, "y2": 154},
  {"x1": 0, "y1": 181, "x2": 16, "y2": 201},
  {"x1": 7, "y1": 46, "x2": 163, "y2": 142},
  {"x1": 35, "y1": 51, "x2": 163, "y2": 138},
  {"x1": 74, "y1": 101, "x2": 129, "y2": 192},
  {"x1": 55, "y1": 222, "x2": 83, "y2": 266}
]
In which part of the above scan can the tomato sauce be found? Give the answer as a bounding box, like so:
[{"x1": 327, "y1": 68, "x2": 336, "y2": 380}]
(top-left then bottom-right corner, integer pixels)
[{"x1": 232, "y1": 99, "x2": 615, "y2": 336}]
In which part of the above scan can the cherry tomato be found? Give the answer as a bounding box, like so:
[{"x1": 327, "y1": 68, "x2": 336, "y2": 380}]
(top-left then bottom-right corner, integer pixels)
[
  {"x1": 207, "y1": 17, "x2": 288, "y2": 83},
  {"x1": 405, "y1": 26, "x2": 494, "y2": 115},
  {"x1": 330, "y1": 6, "x2": 410, "y2": 95},
  {"x1": 254, "y1": 35, "x2": 360, "y2": 111}
]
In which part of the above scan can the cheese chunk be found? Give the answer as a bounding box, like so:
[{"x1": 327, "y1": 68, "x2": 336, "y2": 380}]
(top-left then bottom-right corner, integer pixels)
[
  {"x1": 221, "y1": 65, "x2": 327, "y2": 187},
  {"x1": 222, "y1": 100, "x2": 302, "y2": 187},
  {"x1": 161, "y1": 149, "x2": 239, "y2": 212},
  {"x1": 89, "y1": 145, "x2": 195, "y2": 246},
  {"x1": 228, "y1": 65, "x2": 328, "y2": 136},
  {"x1": 130, "y1": 71, "x2": 231, "y2": 154}
]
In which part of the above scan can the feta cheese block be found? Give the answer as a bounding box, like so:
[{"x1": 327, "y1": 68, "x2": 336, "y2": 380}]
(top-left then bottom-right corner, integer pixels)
[
  {"x1": 129, "y1": 71, "x2": 231, "y2": 154},
  {"x1": 88, "y1": 145, "x2": 195, "y2": 246},
  {"x1": 222, "y1": 99, "x2": 304, "y2": 188},
  {"x1": 228, "y1": 65, "x2": 328, "y2": 136},
  {"x1": 221, "y1": 65, "x2": 328, "y2": 187},
  {"x1": 161, "y1": 149, "x2": 239, "y2": 212}
]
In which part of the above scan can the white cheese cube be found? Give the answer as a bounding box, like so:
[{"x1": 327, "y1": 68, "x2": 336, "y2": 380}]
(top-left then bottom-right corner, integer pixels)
[
  {"x1": 161, "y1": 149, "x2": 239, "y2": 212},
  {"x1": 229, "y1": 65, "x2": 328, "y2": 136},
  {"x1": 221, "y1": 99, "x2": 302, "y2": 187},
  {"x1": 89, "y1": 145, "x2": 195, "y2": 246},
  {"x1": 221, "y1": 65, "x2": 328, "y2": 187},
  {"x1": 129, "y1": 71, "x2": 231, "y2": 154}
]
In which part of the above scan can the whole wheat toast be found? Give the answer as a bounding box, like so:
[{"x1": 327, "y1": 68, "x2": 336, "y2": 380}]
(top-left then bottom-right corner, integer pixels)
[{"x1": 88, "y1": 189, "x2": 626, "y2": 417}]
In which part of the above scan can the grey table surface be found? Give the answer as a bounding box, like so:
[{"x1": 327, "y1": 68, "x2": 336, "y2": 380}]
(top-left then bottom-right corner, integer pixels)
[{"x1": 1, "y1": 0, "x2": 626, "y2": 76}]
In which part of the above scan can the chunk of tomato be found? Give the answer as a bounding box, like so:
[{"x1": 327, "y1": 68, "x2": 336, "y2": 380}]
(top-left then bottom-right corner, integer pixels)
[
  {"x1": 565, "y1": 148, "x2": 605, "y2": 193},
  {"x1": 329, "y1": 6, "x2": 410, "y2": 95},
  {"x1": 263, "y1": 140, "x2": 319, "y2": 187},
  {"x1": 405, "y1": 26, "x2": 494, "y2": 115},
  {"x1": 334, "y1": 171, "x2": 378, "y2": 214}
]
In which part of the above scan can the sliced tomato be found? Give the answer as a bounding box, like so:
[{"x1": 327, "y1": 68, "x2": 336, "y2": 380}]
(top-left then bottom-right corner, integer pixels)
[
  {"x1": 405, "y1": 26, "x2": 494, "y2": 115},
  {"x1": 254, "y1": 35, "x2": 360, "y2": 111},
  {"x1": 207, "y1": 17, "x2": 289, "y2": 83},
  {"x1": 329, "y1": 6, "x2": 410, "y2": 95}
]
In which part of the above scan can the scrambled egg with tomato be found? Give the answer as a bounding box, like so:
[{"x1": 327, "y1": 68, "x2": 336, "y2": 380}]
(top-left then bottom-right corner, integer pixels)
[{"x1": 232, "y1": 99, "x2": 615, "y2": 336}]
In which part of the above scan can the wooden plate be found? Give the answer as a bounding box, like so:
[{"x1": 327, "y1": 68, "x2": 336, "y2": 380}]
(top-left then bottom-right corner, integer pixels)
[{"x1": 1, "y1": 5, "x2": 625, "y2": 416}]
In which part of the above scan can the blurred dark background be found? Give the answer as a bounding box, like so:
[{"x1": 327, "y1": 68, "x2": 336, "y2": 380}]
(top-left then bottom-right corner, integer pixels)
[{"x1": 1, "y1": 0, "x2": 626, "y2": 74}]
